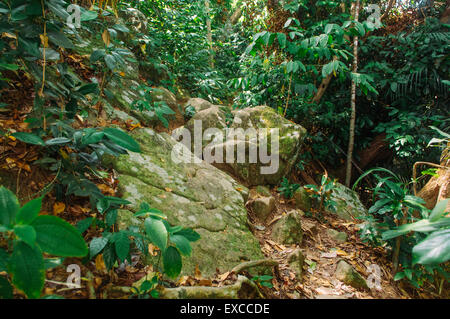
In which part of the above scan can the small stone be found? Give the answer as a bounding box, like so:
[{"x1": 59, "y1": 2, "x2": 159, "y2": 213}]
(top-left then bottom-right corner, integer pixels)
[
  {"x1": 293, "y1": 187, "x2": 311, "y2": 212},
  {"x1": 335, "y1": 260, "x2": 368, "y2": 290},
  {"x1": 326, "y1": 229, "x2": 348, "y2": 243},
  {"x1": 271, "y1": 211, "x2": 303, "y2": 245},
  {"x1": 251, "y1": 196, "x2": 275, "y2": 221},
  {"x1": 287, "y1": 248, "x2": 305, "y2": 281}
]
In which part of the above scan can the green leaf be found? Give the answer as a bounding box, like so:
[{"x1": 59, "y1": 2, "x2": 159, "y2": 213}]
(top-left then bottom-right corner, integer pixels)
[
  {"x1": 90, "y1": 49, "x2": 106, "y2": 63},
  {"x1": 429, "y1": 199, "x2": 449, "y2": 222},
  {"x1": 104, "y1": 54, "x2": 117, "y2": 71},
  {"x1": 145, "y1": 218, "x2": 168, "y2": 252},
  {"x1": 0, "y1": 276, "x2": 13, "y2": 299},
  {"x1": 81, "y1": 131, "x2": 104, "y2": 146},
  {"x1": 45, "y1": 138, "x2": 71, "y2": 146},
  {"x1": 163, "y1": 246, "x2": 182, "y2": 279},
  {"x1": 0, "y1": 248, "x2": 8, "y2": 272},
  {"x1": 81, "y1": 10, "x2": 98, "y2": 22},
  {"x1": 16, "y1": 196, "x2": 42, "y2": 224},
  {"x1": 0, "y1": 63, "x2": 19, "y2": 71},
  {"x1": 394, "y1": 271, "x2": 405, "y2": 281},
  {"x1": 413, "y1": 229, "x2": 450, "y2": 265},
  {"x1": 102, "y1": 242, "x2": 116, "y2": 270},
  {"x1": 104, "y1": 128, "x2": 141, "y2": 153},
  {"x1": 76, "y1": 217, "x2": 94, "y2": 234},
  {"x1": 31, "y1": 215, "x2": 88, "y2": 257},
  {"x1": 44, "y1": 258, "x2": 63, "y2": 270},
  {"x1": 89, "y1": 237, "x2": 108, "y2": 258},
  {"x1": 8, "y1": 241, "x2": 44, "y2": 299},
  {"x1": 14, "y1": 225, "x2": 36, "y2": 247},
  {"x1": 0, "y1": 187, "x2": 19, "y2": 226},
  {"x1": 112, "y1": 24, "x2": 130, "y2": 33},
  {"x1": 277, "y1": 33, "x2": 286, "y2": 48},
  {"x1": 114, "y1": 231, "x2": 130, "y2": 262},
  {"x1": 48, "y1": 31, "x2": 74, "y2": 49},
  {"x1": 105, "y1": 209, "x2": 118, "y2": 227},
  {"x1": 170, "y1": 235, "x2": 192, "y2": 256},
  {"x1": 174, "y1": 228, "x2": 200, "y2": 242},
  {"x1": 12, "y1": 132, "x2": 45, "y2": 146}
]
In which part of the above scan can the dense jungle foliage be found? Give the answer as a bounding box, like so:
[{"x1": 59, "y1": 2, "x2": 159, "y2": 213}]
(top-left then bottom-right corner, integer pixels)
[{"x1": 0, "y1": 0, "x2": 448, "y2": 300}]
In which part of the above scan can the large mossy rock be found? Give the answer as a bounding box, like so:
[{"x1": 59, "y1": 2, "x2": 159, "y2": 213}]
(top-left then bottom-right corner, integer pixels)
[
  {"x1": 329, "y1": 183, "x2": 368, "y2": 221},
  {"x1": 104, "y1": 128, "x2": 263, "y2": 277},
  {"x1": 179, "y1": 105, "x2": 306, "y2": 186}
]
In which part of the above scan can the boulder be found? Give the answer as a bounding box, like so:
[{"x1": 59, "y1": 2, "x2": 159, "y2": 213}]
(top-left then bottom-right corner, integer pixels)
[
  {"x1": 180, "y1": 105, "x2": 306, "y2": 186},
  {"x1": 335, "y1": 260, "x2": 368, "y2": 290},
  {"x1": 287, "y1": 249, "x2": 305, "y2": 281},
  {"x1": 105, "y1": 128, "x2": 263, "y2": 277},
  {"x1": 293, "y1": 187, "x2": 312, "y2": 212},
  {"x1": 185, "y1": 98, "x2": 214, "y2": 113},
  {"x1": 271, "y1": 210, "x2": 303, "y2": 245},
  {"x1": 329, "y1": 183, "x2": 368, "y2": 221},
  {"x1": 250, "y1": 196, "x2": 276, "y2": 221}
]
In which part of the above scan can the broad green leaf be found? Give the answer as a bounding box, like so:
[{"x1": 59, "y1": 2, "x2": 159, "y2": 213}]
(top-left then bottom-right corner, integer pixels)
[
  {"x1": 173, "y1": 228, "x2": 201, "y2": 242},
  {"x1": 8, "y1": 241, "x2": 44, "y2": 299},
  {"x1": 81, "y1": 10, "x2": 98, "y2": 21},
  {"x1": 31, "y1": 215, "x2": 88, "y2": 257},
  {"x1": 170, "y1": 234, "x2": 192, "y2": 256},
  {"x1": 114, "y1": 231, "x2": 130, "y2": 262},
  {"x1": 0, "y1": 248, "x2": 8, "y2": 272},
  {"x1": 277, "y1": 33, "x2": 286, "y2": 48},
  {"x1": 0, "y1": 63, "x2": 19, "y2": 71},
  {"x1": 90, "y1": 49, "x2": 106, "y2": 63},
  {"x1": 413, "y1": 229, "x2": 450, "y2": 265},
  {"x1": 145, "y1": 218, "x2": 168, "y2": 251},
  {"x1": 0, "y1": 186, "x2": 19, "y2": 226},
  {"x1": 0, "y1": 276, "x2": 13, "y2": 299},
  {"x1": 45, "y1": 138, "x2": 71, "y2": 146},
  {"x1": 81, "y1": 131, "x2": 104, "y2": 146},
  {"x1": 163, "y1": 246, "x2": 182, "y2": 279},
  {"x1": 16, "y1": 196, "x2": 42, "y2": 224},
  {"x1": 12, "y1": 132, "x2": 45, "y2": 146},
  {"x1": 104, "y1": 54, "x2": 116, "y2": 71},
  {"x1": 89, "y1": 237, "x2": 108, "y2": 258},
  {"x1": 76, "y1": 217, "x2": 94, "y2": 234},
  {"x1": 44, "y1": 258, "x2": 64, "y2": 270},
  {"x1": 104, "y1": 128, "x2": 141, "y2": 153},
  {"x1": 429, "y1": 199, "x2": 449, "y2": 222},
  {"x1": 48, "y1": 31, "x2": 74, "y2": 49},
  {"x1": 13, "y1": 225, "x2": 36, "y2": 247}
]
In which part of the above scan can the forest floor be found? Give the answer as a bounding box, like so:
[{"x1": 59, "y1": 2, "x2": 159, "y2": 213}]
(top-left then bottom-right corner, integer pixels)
[{"x1": 0, "y1": 70, "x2": 445, "y2": 299}]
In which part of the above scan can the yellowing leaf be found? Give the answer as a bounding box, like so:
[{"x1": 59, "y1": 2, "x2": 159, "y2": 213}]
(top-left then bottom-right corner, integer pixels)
[
  {"x1": 95, "y1": 254, "x2": 106, "y2": 270},
  {"x1": 102, "y1": 29, "x2": 110, "y2": 46},
  {"x1": 53, "y1": 202, "x2": 65, "y2": 215},
  {"x1": 40, "y1": 34, "x2": 48, "y2": 48}
]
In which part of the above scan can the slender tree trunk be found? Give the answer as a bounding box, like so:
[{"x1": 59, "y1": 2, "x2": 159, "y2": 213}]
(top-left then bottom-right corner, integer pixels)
[
  {"x1": 205, "y1": 0, "x2": 214, "y2": 68},
  {"x1": 345, "y1": 0, "x2": 360, "y2": 187}
]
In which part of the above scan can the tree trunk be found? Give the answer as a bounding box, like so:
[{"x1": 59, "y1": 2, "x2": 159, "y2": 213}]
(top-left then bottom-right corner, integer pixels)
[
  {"x1": 205, "y1": 0, "x2": 214, "y2": 68},
  {"x1": 345, "y1": 0, "x2": 360, "y2": 187},
  {"x1": 417, "y1": 144, "x2": 450, "y2": 211}
]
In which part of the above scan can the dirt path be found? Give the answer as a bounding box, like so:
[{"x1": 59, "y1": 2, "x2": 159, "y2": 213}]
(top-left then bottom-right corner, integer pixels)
[{"x1": 247, "y1": 190, "x2": 411, "y2": 299}]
